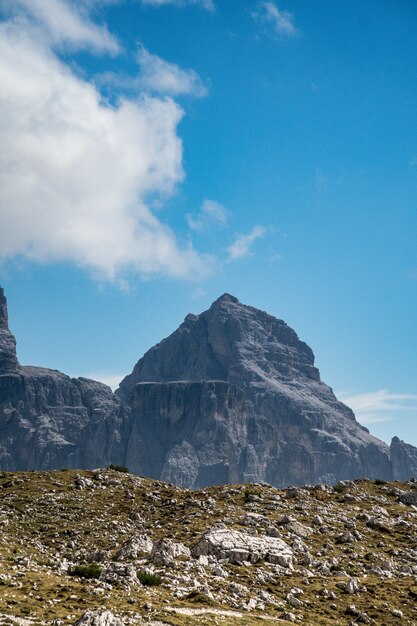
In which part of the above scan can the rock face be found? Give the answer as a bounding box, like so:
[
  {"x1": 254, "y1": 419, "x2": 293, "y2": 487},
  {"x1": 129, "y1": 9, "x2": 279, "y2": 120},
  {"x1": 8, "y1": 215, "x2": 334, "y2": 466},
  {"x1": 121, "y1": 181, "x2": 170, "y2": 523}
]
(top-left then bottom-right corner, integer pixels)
[
  {"x1": 0, "y1": 287, "x2": 416, "y2": 486},
  {"x1": 390, "y1": 436, "x2": 417, "y2": 482},
  {"x1": 0, "y1": 288, "x2": 125, "y2": 471},
  {"x1": 117, "y1": 294, "x2": 397, "y2": 487},
  {"x1": 0, "y1": 287, "x2": 19, "y2": 375}
]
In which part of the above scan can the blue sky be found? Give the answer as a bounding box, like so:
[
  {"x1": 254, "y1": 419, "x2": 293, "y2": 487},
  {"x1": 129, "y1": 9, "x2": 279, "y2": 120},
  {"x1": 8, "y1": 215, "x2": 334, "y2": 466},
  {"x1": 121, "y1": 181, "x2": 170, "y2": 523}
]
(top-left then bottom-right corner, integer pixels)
[{"x1": 0, "y1": 0, "x2": 416, "y2": 446}]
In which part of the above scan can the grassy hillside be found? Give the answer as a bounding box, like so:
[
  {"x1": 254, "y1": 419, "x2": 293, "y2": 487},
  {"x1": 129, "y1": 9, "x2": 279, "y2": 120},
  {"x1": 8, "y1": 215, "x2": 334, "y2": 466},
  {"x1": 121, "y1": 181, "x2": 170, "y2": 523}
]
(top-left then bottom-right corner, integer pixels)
[{"x1": 0, "y1": 469, "x2": 416, "y2": 625}]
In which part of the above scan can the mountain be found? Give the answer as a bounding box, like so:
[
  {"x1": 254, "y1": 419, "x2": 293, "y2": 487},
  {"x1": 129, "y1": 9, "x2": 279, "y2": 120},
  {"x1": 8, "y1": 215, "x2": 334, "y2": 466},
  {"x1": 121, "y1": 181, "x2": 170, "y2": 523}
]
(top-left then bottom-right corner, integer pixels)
[
  {"x1": 0, "y1": 287, "x2": 416, "y2": 486},
  {"x1": 0, "y1": 287, "x2": 125, "y2": 471}
]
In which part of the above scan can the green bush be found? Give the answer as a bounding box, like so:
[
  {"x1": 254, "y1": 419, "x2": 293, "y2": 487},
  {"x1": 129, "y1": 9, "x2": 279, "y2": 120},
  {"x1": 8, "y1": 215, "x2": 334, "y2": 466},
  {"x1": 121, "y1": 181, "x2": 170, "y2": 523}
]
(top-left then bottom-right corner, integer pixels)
[
  {"x1": 374, "y1": 478, "x2": 387, "y2": 486},
  {"x1": 137, "y1": 570, "x2": 162, "y2": 586},
  {"x1": 69, "y1": 563, "x2": 101, "y2": 580},
  {"x1": 108, "y1": 464, "x2": 129, "y2": 473},
  {"x1": 244, "y1": 489, "x2": 258, "y2": 502}
]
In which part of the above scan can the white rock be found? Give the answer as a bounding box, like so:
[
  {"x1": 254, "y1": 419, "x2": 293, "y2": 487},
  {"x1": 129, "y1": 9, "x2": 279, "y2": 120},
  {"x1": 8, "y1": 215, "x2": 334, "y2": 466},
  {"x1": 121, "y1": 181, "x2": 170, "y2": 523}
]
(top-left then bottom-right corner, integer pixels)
[
  {"x1": 114, "y1": 534, "x2": 153, "y2": 561},
  {"x1": 74, "y1": 609, "x2": 123, "y2": 626},
  {"x1": 151, "y1": 538, "x2": 191, "y2": 564},
  {"x1": 192, "y1": 527, "x2": 293, "y2": 567}
]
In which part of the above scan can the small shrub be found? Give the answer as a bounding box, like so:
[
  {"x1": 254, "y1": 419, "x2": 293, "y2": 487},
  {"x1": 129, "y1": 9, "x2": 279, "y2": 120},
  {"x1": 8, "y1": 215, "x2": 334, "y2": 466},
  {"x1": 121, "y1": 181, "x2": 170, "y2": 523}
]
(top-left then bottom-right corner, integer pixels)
[
  {"x1": 108, "y1": 464, "x2": 129, "y2": 473},
  {"x1": 137, "y1": 570, "x2": 162, "y2": 586},
  {"x1": 374, "y1": 478, "x2": 387, "y2": 486},
  {"x1": 69, "y1": 563, "x2": 101, "y2": 580},
  {"x1": 244, "y1": 489, "x2": 258, "y2": 503},
  {"x1": 333, "y1": 483, "x2": 345, "y2": 494}
]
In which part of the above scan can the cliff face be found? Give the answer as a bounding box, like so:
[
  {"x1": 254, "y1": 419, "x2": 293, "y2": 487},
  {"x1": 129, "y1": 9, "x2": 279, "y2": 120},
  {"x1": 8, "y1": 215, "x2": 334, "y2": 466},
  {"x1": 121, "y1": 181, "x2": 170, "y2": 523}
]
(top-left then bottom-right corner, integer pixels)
[
  {"x1": 390, "y1": 436, "x2": 417, "y2": 482},
  {"x1": 0, "y1": 288, "x2": 19, "y2": 375},
  {"x1": 0, "y1": 288, "x2": 415, "y2": 486},
  {"x1": 0, "y1": 288, "x2": 125, "y2": 471},
  {"x1": 118, "y1": 294, "x2": 394, "y2": 487}
]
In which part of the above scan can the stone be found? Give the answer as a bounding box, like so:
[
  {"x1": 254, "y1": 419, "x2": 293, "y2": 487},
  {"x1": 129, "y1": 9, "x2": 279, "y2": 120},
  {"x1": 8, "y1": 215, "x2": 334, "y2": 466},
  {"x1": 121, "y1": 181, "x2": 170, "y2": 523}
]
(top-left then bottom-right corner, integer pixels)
[
  {"x1": 192, "y1": 527, "x2": 293, "y2": 567},
  {"x1": 398, "y1": 490, "x2": 417, "y2": 506},
  {"x1": 151, "y1": 539, "x2": 191, "y2": 564},
  {"x1": 114, "y1": 534, "x2": 153, "y2": 560},
  {"x1": 74, "y1": 609, "x2": 123, "y2": 626}
]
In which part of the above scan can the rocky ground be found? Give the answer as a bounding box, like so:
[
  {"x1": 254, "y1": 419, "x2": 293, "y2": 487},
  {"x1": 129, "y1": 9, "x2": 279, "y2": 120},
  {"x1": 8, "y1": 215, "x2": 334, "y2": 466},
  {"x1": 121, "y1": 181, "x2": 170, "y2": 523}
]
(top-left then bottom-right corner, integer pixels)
[{"x1": 0, "y1": 469, "x2": 416, "y2": 625}]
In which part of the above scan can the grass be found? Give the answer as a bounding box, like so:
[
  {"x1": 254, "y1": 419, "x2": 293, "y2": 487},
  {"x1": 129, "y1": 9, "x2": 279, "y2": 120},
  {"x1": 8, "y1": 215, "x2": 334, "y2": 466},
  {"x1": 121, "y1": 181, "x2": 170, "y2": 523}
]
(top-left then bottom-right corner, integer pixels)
[
  {"x1": 69, "y1": 563, "x2": 102, "y2": 579},
  {"x1": 108, "y1": 463, "x2": 130, "y2": 473},
  {"x1": 137, "y1": 569, "x2": 162, "y2": 586},
  {"x1": 0, "y1": 470, "x2": 416, "y2": 625}
]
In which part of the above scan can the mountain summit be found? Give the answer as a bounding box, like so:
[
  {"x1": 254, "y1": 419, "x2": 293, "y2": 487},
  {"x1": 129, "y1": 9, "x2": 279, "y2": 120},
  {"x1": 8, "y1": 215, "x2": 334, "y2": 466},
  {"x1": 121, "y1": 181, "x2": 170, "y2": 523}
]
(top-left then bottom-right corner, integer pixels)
[
  {"x1": 117, "y1": 294, "x2": 395, "y2": 486},
  {"x1": 0, "y1": 288, "x2": 416, "y2": 486}
]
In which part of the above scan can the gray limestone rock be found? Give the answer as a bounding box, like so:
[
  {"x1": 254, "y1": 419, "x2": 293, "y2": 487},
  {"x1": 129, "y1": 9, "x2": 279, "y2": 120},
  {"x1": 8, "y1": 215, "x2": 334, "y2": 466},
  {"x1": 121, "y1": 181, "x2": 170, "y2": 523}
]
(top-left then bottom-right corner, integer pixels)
[
  {"x1": 0, "y1": 289, "x2": 125, "y2": 471},
  {"x1": 150, "y1": 538, "x2": 191, "y2": 564},
  {"x1": 117, "y1": 294, "x2": 401, "y2": 487},
  {"x1": 390, "y1": 437, "x2": 417, "y2": 481},
  {"x1": 0, "y1": 287, "x2": 19, "y2": 375},
  {"x1": 74, "y1": 609, "x2": 123, "y2": 626},
  {"x1": 192, "y1": 527, "x2": 293, "y2": 567},
  {"x1": 114, "y1": 534, "x2": 153, "y2": 561},
  {"x1": 1, "y1": 287, "x2": 417, "y2": 487}
]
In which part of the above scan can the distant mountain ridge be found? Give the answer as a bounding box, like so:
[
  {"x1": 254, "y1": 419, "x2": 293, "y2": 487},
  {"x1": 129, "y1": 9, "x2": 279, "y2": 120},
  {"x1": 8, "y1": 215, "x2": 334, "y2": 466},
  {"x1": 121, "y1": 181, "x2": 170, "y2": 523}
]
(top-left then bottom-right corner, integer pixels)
[{"x1": 0, "y1": 286, "x2": 416, "y2": 486}]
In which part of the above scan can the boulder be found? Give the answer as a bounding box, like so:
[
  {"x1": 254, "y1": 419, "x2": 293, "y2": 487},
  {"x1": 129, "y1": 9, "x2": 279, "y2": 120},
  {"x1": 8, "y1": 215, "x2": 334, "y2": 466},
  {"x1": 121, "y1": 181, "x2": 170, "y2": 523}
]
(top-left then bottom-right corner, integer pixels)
[{"x1": 192, "y1": 527, "x2": 293, "y2": 567}]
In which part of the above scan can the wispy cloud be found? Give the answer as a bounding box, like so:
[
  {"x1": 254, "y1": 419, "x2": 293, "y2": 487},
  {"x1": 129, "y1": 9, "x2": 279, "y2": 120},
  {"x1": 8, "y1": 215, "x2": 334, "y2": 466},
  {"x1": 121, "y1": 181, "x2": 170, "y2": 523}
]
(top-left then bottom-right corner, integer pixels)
[
  {"x1": 141, "y1": 0, "x2": 215, "y2": 11},
  {"x1": 136, "y1": 46, "x2": 207, "y2": 97},
  {"x1": 96, "y1": 45, "x2": 207, "y2": 98},
  {"x1": 5, "y1": 0, "x2": 120, "y2": 53},
  {"x1": 187, "y1": 199, "x2": 228, "y2": 232},
  {"x1": 227, "y1": 226, "x2": 267, "y2": 261},
  {"x1": 338, "y1": 389, "x2": 417, "y2": 425},
  {"x1": 252, "y1": 1, "x2": 298, "y2": 38},
  {"x1": 0, "y1": 1, "x2": 210, "y2": 283}
]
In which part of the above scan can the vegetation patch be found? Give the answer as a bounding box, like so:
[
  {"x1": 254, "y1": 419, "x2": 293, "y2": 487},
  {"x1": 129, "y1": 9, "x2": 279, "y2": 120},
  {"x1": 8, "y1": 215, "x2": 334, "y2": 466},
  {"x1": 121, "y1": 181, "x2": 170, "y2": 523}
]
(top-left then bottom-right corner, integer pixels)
[
  {"x1": 69, "y1": 563, "x2": 101, "y2": 579},
  {"x1": 137, "y1": 569, "x2": 162, "y2": 586},
  {"x1": 108, "y1": 464, "x2": 130, "y2": 473}
]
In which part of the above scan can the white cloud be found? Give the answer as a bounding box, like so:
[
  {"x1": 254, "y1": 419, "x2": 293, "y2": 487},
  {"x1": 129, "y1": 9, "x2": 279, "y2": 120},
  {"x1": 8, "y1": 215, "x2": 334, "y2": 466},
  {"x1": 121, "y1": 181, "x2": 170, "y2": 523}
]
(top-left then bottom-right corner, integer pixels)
[
  {"x1": 95, "y1": 45, "x2": 207, "y2": 98},
  {"x1": 227, "y1": 226, "x2": 267, "y2": 261},
  {"x1": 187, "y1": 199, "x2": 228, "y2": 232},
  {"x1": 0, "y1": 17, "x2": 208, "y2": 282},
  {"x1": 136, "y1": 46, "x2": 207, "y2": 97},
  {"x1": 252, "y1": 1, "x2": 297, "y2": 38},
  {"x1": 3, "y1": 0, "x2": 119, "y2": 53},
  {"x1": 141, "y1": 0, "x2": 214, "y2": 11},
  {"x1": 338, "y1": 389, "x2": 417, "y2": 425}
]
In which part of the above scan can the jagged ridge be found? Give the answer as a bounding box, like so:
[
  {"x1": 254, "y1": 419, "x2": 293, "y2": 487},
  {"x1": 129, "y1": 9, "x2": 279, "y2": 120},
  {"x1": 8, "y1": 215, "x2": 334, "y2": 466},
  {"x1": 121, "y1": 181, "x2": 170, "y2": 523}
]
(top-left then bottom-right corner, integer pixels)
[{"x1": 0, "y1": 287, "x2": 416, "y2": 486}]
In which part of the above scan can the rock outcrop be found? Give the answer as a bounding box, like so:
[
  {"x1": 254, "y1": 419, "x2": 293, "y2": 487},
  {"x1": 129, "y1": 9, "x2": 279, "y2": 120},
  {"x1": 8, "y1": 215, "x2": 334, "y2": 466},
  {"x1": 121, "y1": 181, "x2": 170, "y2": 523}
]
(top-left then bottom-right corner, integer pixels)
[
  {"x1": 0, "y1": 287, "x2": 416, "y2": 486},
  {"x1": 390, "y1": 436, "x2": 417, "y2": 482},
  {"x1": 0, "y1": 288, "x2": 125, "y2": 471},
  {"x1": 0, "y1": 287, "x2": 19, "y2": 375}
]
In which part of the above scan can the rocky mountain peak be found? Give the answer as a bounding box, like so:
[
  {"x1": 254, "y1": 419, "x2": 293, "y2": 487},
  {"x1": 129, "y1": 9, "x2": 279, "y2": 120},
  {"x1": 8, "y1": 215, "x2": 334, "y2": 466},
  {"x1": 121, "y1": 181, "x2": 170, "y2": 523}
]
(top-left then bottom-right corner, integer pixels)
[
  {"x1": 118, "y1": 294, "x2": 320, "y2": 397},
  {"x1": 0, "y1": 286, "x2": 18, "y2": 374}
]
